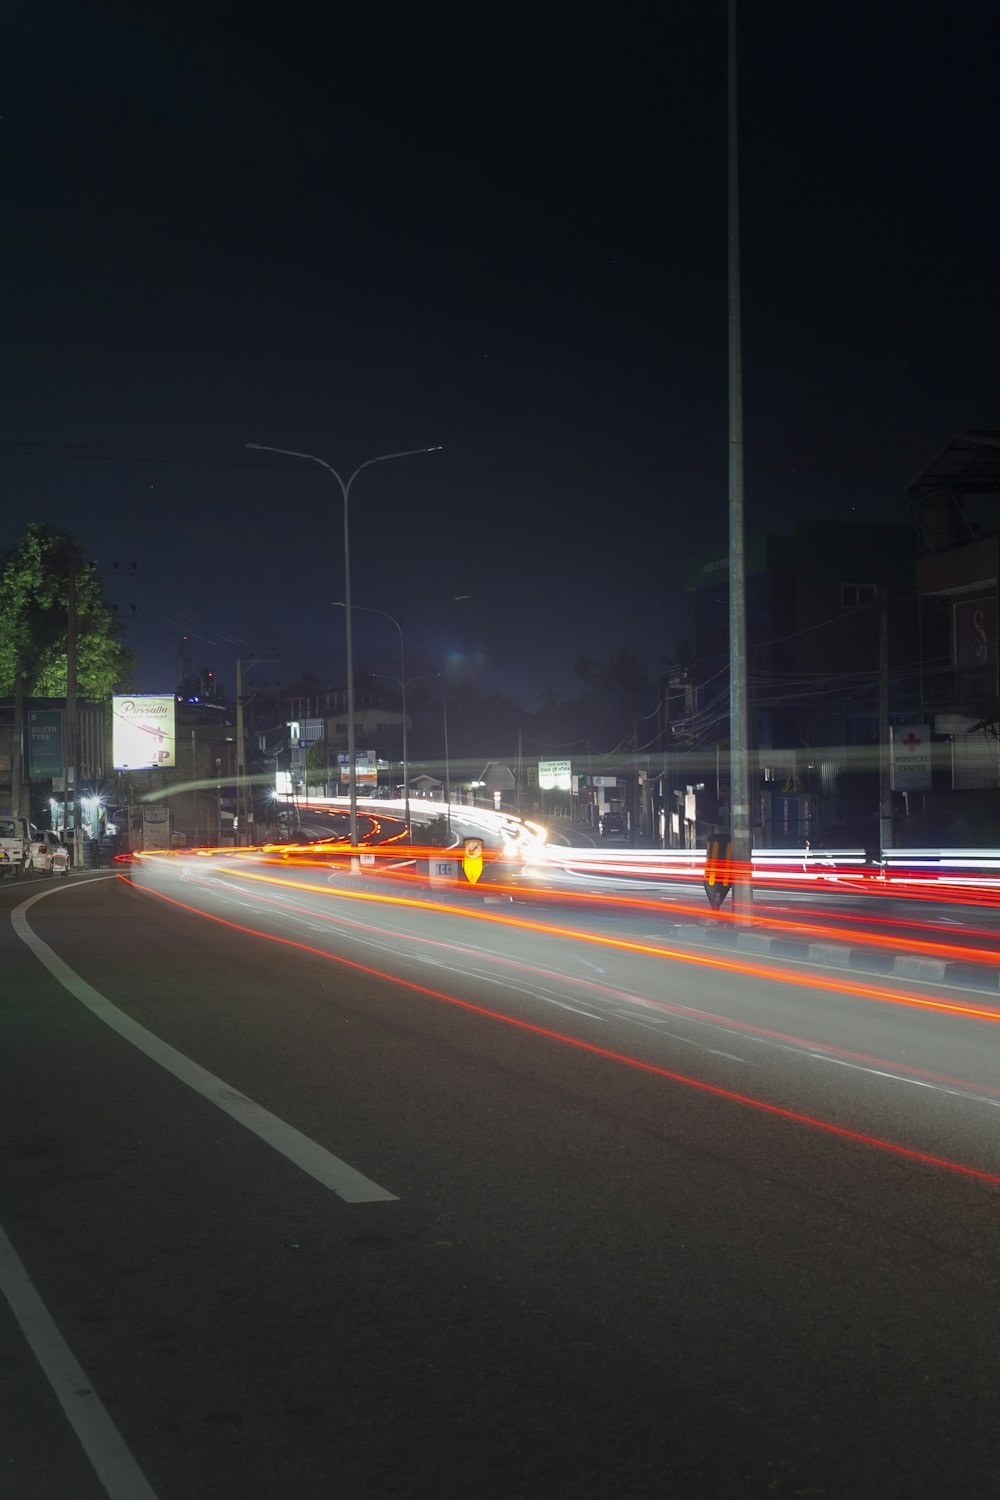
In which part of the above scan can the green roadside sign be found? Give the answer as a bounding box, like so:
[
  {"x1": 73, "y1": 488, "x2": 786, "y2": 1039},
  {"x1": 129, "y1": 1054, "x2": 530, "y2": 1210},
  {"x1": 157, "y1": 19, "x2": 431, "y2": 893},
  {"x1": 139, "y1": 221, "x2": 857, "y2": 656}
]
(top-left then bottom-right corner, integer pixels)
[{"x1": 28, "y1": 710, "x2": 64, "y2": 778}]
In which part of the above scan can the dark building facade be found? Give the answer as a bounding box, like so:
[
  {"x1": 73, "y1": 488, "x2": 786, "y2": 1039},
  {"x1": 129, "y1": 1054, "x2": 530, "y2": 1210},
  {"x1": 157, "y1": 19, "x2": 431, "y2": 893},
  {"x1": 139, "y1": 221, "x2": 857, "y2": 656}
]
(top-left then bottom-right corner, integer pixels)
[
  {"x1": 905, "y1": 431, "x2": 1000, "y2": 840},
  {"x1": 678, "y1": 518, "x2": 920, "y2": 846}
]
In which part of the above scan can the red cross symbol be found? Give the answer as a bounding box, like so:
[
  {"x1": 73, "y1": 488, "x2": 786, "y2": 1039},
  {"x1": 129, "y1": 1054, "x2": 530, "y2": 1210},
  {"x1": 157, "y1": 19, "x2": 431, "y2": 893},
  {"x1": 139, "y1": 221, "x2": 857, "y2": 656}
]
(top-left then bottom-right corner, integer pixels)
[{"x1": 902, "y1": 732, "x2": 922, "y2": 749}]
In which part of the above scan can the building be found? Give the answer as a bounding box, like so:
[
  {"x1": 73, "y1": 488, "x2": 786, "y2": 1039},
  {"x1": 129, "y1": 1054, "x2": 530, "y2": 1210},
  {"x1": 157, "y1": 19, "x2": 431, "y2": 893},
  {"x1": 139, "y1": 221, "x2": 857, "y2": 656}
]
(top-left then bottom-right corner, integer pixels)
[
  {"x1": 0, "y1": 697, "x2": 108, "y2": 838},
  {"x1": 676, "y1": 518, "x2": 920, "y2": 847},
  {"x1": 905, "y1": 431, "x2": 1000, "y2": 841}
]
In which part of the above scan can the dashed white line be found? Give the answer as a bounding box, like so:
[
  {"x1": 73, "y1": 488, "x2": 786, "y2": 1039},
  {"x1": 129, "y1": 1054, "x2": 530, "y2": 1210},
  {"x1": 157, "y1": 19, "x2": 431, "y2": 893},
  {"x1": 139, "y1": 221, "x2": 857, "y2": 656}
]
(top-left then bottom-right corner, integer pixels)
[{"x1": 806, "y1": 1050, "x2": 1000, "y2": 1107}]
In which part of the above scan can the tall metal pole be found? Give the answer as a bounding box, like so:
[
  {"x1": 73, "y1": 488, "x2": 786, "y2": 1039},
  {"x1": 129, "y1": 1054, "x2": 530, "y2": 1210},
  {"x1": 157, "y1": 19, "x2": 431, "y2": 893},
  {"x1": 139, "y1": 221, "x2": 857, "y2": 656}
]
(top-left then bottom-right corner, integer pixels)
[
  {"x1": 341, "y1": 468, "x2": 358, "y2": 846},
  {"x1": 235, "y1": 654, "x2": 275, "y2": 845},
  {"x1": 66, "y1": 568, "x2": 81, "y2": 871},
  {"x1": 728, "y1": 0, "x2": 752, "y2": 916},
  {"x1": 235, "y1": 657, "x2": 246, "y2": 845},
  {"x1": 401, "y1": 636, "x2": 410, "y2": 840},
  {"x1": 247, "y1": 443, "x2": 441, "y2": 849},
  {"x1": 878, "y1": 594, "x2": 893, "y2": 852},
  {"x1": 12, "y1": 654, "x2": 23, "y2": 821},
  {"x1": 332, "y1": 602, "x2": 411, "y2": 841},
  {"x1": 442, "y1": 681, "x2": 451, "y2": 836}
]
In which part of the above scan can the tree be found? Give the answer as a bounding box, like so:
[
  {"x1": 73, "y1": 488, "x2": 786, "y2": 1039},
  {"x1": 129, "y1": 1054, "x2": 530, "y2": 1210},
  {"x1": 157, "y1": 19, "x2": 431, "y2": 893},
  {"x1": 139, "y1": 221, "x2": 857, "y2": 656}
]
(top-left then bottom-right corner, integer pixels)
[
  {"x1": 0, "y1": 524, "x2": 136, "y2": 698},
  {"x1": 304, "y1": 737, "x2": 329, "y2": 795}
]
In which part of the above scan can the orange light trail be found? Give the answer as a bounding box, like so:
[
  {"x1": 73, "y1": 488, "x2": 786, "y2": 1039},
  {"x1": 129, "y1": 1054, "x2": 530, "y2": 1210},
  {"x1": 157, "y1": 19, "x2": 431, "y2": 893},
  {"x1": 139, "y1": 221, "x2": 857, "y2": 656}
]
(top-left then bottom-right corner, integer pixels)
[
  {"x1": 205, "y1": 863, "x2": 1000, "y2": 1026},
  {"x1": 232, "y1": 846, "x2": 1000, "y2": 969},
  {"x1": 123, "y1": 874, "x2": 1000, "y2": 1189},
  {"x1": 180, "y1": 872, "x2": 1000, "y2": 1101}
]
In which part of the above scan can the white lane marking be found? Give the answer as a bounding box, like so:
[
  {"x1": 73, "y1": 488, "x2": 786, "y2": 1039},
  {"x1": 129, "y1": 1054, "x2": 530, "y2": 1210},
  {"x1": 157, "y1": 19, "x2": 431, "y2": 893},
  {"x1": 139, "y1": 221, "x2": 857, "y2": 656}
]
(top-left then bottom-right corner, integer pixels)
[
  {"x1": 0, "y1": 1221, "x2": 159, "y2": 1500},
  {"x1": 180, "y1": 892, "x2": 1000, "y2": 1110},
  {"x1": 611, "y1": 1012, "x2": 747, "y2": 1060},
  {"x1": 805, "y1": 1050, "x2": 1000, "y2": 1108},
  {"x1": 520, "y1": 994, "x2": 605, "y2": 1019},
  {"x1": 11, "y1": 894, "x2": 397, "y2": 1204},
  {"x1": 573, "y1": 957, "x2": 607, "y2": 975},
  {"x1": 408, "y1": 951, "x2": 609, "y2": 1018}
]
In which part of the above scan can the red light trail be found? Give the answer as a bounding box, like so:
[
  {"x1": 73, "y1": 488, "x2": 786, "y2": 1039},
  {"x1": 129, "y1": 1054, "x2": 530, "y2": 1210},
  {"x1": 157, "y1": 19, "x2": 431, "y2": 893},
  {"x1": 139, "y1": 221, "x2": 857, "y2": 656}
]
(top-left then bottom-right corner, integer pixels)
[
  {"x1": 205, "y1": 863, "x2": 1000, "y2": 1026},
  {"x1": 124, "y1": 872, "x2": 1000, "y2": 1189}
]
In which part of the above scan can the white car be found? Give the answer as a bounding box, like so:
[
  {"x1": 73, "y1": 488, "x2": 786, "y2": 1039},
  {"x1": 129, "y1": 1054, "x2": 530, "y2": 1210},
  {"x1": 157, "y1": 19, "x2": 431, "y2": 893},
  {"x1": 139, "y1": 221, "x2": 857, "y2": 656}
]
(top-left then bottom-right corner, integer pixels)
[{"x1": 27, "y1": 830, "x2": 70, "y2": 878}]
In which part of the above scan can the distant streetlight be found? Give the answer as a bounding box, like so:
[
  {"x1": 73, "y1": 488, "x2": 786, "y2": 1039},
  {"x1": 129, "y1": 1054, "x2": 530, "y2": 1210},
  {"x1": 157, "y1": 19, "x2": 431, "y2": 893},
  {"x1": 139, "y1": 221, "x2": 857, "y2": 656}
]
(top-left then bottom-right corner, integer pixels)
[
  {"x1": 332, "y1": 601, "x2": 412, "y2": 842},
  {"x1": 246, "y1": 441, "x2": 441, "y2": 846}
]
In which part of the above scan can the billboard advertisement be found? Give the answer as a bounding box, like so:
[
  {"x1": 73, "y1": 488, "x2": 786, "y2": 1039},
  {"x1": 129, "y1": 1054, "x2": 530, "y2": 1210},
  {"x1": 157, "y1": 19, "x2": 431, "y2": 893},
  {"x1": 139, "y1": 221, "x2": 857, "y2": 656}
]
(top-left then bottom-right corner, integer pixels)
[
  {"x1": 338, "y1": 751, "x2": 378, "y2": 785},
  {"x1": 112, "y1": 695, "x2": 176, "y2": 769},
  {"x1": 891, "y1": 724, "x2": 932, "y2": 792},
  {"x1": 28, "y1": 709, "x2": 64, "y2": 778},
  {"x1": 142, "y1": 805, "x2": 171, "y2": 850},
  {"x1": 539, "y1": 759, "x2": 572, "y2": 791}
]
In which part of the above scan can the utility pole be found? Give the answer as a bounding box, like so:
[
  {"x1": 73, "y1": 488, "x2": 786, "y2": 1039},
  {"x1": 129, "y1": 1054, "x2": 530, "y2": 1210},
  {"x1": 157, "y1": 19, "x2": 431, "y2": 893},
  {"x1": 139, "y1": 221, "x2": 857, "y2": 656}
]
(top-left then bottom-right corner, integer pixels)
[
  {"x1": 442, "y1": 683, "x2": 452, "y2": 836},
  {"x1": 12, "y1": 654, "x2": 24, "y2": 821},
  {"x1": 66, "y1": 569, "x2": 82, "y2": 871},
  {"x1": 235, "y1": 659, "x2": 247, "y2": 845},
  {"x1": 727, "y1": 0, "x2": 752, "y2": 917},
  {"x1": 191, "y1": 726, "x2": 200, "y2": 845},
  {"x1": 878, "y1": 594, "x2": 893, "y2": 852},
  {"x1": 235, "y1": 655, "x2": 277, "y2": 846}
]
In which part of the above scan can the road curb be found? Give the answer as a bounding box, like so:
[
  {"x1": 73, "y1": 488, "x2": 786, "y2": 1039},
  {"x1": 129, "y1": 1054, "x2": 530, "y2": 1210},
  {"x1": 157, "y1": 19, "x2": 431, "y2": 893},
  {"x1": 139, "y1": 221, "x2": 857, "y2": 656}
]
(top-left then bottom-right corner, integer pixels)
[{"x1": 662, "y1": 921, "x2": 1000, "y2": 994}]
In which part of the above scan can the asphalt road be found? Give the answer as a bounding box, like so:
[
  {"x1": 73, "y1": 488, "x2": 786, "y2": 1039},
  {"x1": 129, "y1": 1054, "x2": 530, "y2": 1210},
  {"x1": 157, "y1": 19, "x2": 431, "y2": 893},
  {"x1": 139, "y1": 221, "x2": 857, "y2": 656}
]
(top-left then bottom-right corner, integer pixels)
[
  {"x1": 302, "y1": 805, "x2": 1000, "y2": 957},
  {"x1": 3, "y1": 860, "x2": 1000, "y2": 1498}
]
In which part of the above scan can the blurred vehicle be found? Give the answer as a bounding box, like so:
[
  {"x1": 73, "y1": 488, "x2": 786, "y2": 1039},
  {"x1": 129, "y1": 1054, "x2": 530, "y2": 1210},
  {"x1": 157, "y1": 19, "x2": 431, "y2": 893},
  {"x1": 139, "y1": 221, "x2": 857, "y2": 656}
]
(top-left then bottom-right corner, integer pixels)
[
  {"x1": 0, "y1": 815, "x2": 33, "y2": 877},
  {"x1": 274, "y1": 837, "x2": 353, "y2": 864},
  {"x1": 600, "y1": 811, "x2": 626, "y2": 841},
  {"x1": 27, "y1": 830, "x2": 70, "y2": 877}
]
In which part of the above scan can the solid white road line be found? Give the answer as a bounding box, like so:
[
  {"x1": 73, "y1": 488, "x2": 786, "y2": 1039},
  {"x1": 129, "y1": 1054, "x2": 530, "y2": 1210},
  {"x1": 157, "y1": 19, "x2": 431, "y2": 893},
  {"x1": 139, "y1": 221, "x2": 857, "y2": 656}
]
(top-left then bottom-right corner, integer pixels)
[
  {"x1": 0, "y1": 1221, "x2": 159, "y2": 1500},
  {"x1": 11, "y1": 892, "x2": 398, "y2": 1204}
]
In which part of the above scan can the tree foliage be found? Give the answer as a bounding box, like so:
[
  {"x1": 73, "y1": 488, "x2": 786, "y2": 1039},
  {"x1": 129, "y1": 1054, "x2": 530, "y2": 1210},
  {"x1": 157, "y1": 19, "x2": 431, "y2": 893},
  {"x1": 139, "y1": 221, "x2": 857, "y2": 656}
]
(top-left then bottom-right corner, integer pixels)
[
  {"x1": 0, "y1": 524, "x2": 136, "y2": 698},
  {"x1": 304, "y1": 736, "x2": 329, "y2": 793}
]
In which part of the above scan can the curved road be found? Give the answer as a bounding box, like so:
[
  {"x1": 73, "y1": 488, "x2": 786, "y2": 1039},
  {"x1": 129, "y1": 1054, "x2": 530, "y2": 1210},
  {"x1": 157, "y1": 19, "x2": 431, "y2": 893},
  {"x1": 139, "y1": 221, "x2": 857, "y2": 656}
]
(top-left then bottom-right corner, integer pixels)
[{"x1": 2, "y1": 859, "x2": 999, "y2": 1498}]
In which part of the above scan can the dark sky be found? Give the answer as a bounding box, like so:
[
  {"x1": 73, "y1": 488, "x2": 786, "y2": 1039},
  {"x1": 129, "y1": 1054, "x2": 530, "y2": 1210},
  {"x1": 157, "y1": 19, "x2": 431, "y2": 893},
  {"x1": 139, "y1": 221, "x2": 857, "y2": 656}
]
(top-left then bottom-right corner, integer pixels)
[{"x1": 2, "y1": 1, "x2": 997, "y2": 701}]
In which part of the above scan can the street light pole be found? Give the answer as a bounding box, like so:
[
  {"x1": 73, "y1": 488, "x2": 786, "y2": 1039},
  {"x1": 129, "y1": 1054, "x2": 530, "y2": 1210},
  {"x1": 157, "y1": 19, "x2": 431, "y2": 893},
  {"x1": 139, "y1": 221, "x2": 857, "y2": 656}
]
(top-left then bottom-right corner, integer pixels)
[
  {"x1": 727, "y1": 0, "x2": 752, "y2": 918},
  {"x1": 442, "y1": 678, "x2": 451, "y2": 836},
  {"x1": 332, "y1": 601, "x2": 411, "y2": 842},
  {"x1": 246, "y1": 442, "x2": 440, "y2": 847}
]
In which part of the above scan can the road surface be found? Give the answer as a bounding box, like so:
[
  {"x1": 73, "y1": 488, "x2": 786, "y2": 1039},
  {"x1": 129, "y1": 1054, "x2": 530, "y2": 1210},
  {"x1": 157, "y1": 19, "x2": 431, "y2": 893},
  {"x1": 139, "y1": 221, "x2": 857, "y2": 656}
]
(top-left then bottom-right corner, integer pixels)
[{"x1": 2, "y1": 859, "x2": 999, "y2": 1498}]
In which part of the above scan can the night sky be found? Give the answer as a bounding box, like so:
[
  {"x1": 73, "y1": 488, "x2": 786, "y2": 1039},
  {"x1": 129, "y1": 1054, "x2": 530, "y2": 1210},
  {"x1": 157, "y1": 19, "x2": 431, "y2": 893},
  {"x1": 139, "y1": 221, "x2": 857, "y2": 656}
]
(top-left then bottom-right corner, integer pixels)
[{"x1": 3, "y1": 2, "x2": 997, "y2": 702}]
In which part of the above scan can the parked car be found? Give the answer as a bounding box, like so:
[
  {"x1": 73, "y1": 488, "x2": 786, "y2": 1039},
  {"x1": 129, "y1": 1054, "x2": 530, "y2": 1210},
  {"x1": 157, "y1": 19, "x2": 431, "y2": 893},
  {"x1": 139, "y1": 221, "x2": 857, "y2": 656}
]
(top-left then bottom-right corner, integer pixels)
[
  {"x1": 27, "y1": 830, "x2": 71, "y2": 877},
  {"x1": 0, "y1": 815, "x2": 32, "y2": 877},
  {"x1": 600, "y1": 811, "x2": 626, "y2": 841}
]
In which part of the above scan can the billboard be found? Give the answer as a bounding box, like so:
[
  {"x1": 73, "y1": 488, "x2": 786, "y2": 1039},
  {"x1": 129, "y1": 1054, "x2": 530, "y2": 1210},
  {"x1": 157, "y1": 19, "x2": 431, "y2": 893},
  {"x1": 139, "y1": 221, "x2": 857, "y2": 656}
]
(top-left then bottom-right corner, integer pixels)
[
  {"x1": 142, "y1": 805, "x2": 171, "y2": 850},
  {"x1": 539, "y1": 759, "x2": 572, "y2": 791},
  {"x1": 891, "y1": 724, "x2": 932, "y2": 792},
  {"x1": 28, "y1": 709, "x2": 64, "y2": 778},
  {"x1": 112, "y1": 695, "x2": 176, "y2": 769},
  {"x1": 338, "y1": 750, "x2": 378, "y2": 785}
]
